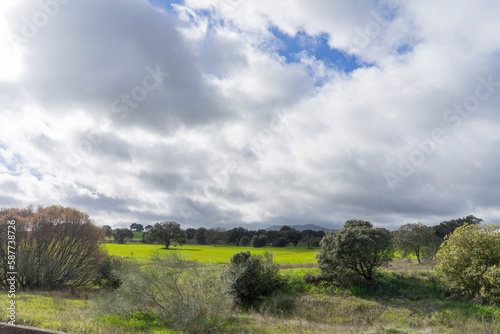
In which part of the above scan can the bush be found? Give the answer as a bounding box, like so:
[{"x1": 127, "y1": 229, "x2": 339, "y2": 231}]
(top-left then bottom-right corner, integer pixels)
[
  {"x1": 221, "y1": 251, "x2": 281, "y2": 307},
  {"x1": 94, "y1": 256, "x2": 124, "y2": 289},
  {"x1": 274, "y1": 237, "x2": 288, "y2": 247},
  {"x1": 0, "y1": 206, "x2": 107, "y2": 290},
  {"x1": 317, "y1": 220, "x2": 394, "y2": 281},
  {"x1": 240, "y1": 235, "x2": 251, "y2": 246},
  {"x1": 93, "y1": 251, "x2": 233, "y2": 333},
  {"x1": 435, "y1": 224, "x2": 500, "y2": 303},
  {"x1": 251, "y1": 235, "x2": 267, "y2": 248}
]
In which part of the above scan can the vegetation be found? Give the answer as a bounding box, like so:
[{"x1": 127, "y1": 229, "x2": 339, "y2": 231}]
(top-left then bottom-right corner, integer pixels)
[
  {"x1": 93, "y1": 252, "x2": 234, "y2": 333},
  {"x1": 393, "y1": 222, "x2": 439, "y2": 263},
  {"x1": 113, "y1": 228, "x2": 134, "y2": 244},
  {"x1": 434, "y1": 214, "x2": 483, "y2": 239},
  {"x1": 4, "y1": 206, "x2": 500, "y2": 333},
  {"x1": 436, "y1": 223, "x2": 500, "y2": 303},
  {"x1": 145, "y1": 221, "x2": 186, "y2": 249},
  {"x1": 0, "y1": 205, "x2": 106, "y2": 290},
  {"x1": 317, "y1": 220, "x2": 394, "y2": 280},
  {"x1": 221, "y1": 251, "x2": 281, "y2": 307}
]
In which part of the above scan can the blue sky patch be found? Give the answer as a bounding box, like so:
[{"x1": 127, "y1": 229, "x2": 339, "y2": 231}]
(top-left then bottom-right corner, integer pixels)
[{"x1": 269, "y1": 27, "x2": 363, "y2": 73}]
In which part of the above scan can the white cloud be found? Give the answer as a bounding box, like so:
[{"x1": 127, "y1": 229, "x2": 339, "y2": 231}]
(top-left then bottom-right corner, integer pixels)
[{"x1": 1, "y1": 0, "x2": 500, "y2": 229}]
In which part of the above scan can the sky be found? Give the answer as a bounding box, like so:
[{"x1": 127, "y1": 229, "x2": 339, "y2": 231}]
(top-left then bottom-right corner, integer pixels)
[{"x1": 1, "y1": 0, "x2": 500, "y2": 230}]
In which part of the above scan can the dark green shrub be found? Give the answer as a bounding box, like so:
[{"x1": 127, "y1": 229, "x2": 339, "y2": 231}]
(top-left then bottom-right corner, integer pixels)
[
  {"x1": 221, "y1": 251, "x2": 281, "y2": 307},
  {"x1": 94, "y1": 256, "x2": 124, "y2": 289}
]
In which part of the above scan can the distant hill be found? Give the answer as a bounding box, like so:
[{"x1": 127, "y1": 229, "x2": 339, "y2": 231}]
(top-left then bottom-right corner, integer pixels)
[{"x1": 265, "y1": 224, "x2": 336, "y2": 232}]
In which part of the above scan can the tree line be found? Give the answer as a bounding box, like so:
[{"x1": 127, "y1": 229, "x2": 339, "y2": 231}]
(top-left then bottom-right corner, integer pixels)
[{"x1": 103, "y1": 222, "x2": 326, "y2": 249}]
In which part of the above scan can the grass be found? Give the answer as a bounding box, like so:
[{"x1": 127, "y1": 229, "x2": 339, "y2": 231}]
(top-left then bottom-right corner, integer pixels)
[
  {"x1": 105, "y1": 243, "x2": 319, "y2": 265},
  {"x1": 0, "y1": 290, "x2": 176, "y2": 333},
  {"x1": 4, "y1": 248, "x2": 500, "y2": 334}
]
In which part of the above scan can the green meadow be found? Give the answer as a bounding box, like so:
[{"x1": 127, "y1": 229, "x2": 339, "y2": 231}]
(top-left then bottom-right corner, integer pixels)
[{"x1": 105, "y1": 243, "x2": 319, "y2": 265}]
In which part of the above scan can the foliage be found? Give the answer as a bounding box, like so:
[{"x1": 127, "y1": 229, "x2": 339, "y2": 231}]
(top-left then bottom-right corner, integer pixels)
[
  {"x1": 434, "y1": 215, "x2": 482, "y2": 239},
  {"x1": 94, "y1": 256, "x2": 124, "y2": 290},
  {"x1": 129, "y1": 223, "x2": 144, "y2": 232},
  {"x1": 0, "y1": 206, "x2": 106, "y2": 290},
  {"x1": 195, "y1": 227, "x2": 208, "y2": 245},
  {"x1": 393, "y1": 222, "x2": 439, "y2": 263},
  {"x1": 435, "y1": 224, "x2": 500, "y2": 303},
  {"x1": 284, "y1": 228, "x2": 302, "y2": 246},
  {"x1": 207, "y1": 227, "x2": 226, "y2": 245},
  {"x1": 92, "y1": 251, "x2": 234, "y2": 333},
  {"x1": 112, "y1": 228, "x2": 134, "y2": 244},
  {"x1": 239, "y1": 235, "x2": 251, "y2": 246},
  {"x1": 251, "y1": 235, "x2": 268, "y2": 247},
  {"x1": 274, "y1": 237, "x2": 289, "y2": 247},
  {"x1": 103, "y1": 225, "x2": 113, "y2": 238},
  {"x1": 317, "y1": 220, "x2": 394, "y2": 281},
  {"x1": 227, "y1": 227, "x2": 248, "y2": 245},
  {"x1": 221, "y1": 251, "x2": 281, "y2": 307},
  {"x1": 145, "y1": 221, "x2": 186, "y2": 249}
]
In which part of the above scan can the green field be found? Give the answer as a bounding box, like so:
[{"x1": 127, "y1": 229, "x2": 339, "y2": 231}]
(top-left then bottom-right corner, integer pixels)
[{"x1": 105, "y1": 243, "x2": 318, "y2": 264}]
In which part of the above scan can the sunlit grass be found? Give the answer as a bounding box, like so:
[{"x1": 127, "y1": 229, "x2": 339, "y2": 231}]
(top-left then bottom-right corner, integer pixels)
[{"x1": 105, "y1": 243, "x2": 319, "y2": 264}]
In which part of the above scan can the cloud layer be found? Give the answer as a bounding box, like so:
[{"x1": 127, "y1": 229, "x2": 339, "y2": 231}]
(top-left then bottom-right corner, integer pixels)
[{"x1": 1, "y1": 0, "x2": 500, "y2": 230}]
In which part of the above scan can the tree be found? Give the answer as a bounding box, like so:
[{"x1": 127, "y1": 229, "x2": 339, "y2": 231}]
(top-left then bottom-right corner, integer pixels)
[
  {"x1": 251, "y1": 235, "x2": 268, "y2": 248},
  {"x1": 227, "y1": 227, "x2": 248, "y2": 246},
  {"x1": 274, "y1": 237, "x2": 288, "y2": 247},
  {"x1": 317, "y1": 220, "x2": 394, "y2": 281},
  {"x1": 285, "y1": 229, "x2": 303, "y2": 246},
  {"x1": 435, "y1": 224, "x2": 500, "y2": 303},
  {"x1": 103, "y1": 225, "x2": 113, "y2": 238},
  {"x1": 434, "y1": 215, "x2": 482, "y2": 240},
  {"x1": 302, "y1": 230, "x2": 323, "y2": 248},
  {"x1": 185, "y1": 228, "x2": 196, "y2": 240},
  {"x1": 265, "y1": 230, "x2": 281, "y2": 247},
  {"x1": 195, "y1": 227, "x2": 208, "y2": 245},
  {"x1": 130, "y1": 223, "x2": 144, "y2": 232},
  {"x1": 221, "y1": 251, "x2": 281, "y2": 307},
  {"x1": 207, "y1": 227, "x2": 226, "y2": 245},
  {"x1": 113, "y1": 228, "x2": 134, "y2": 244},
  {"x1": 0, "y1": 206, "x2": 107, "y2": 290},
  {"x1": 393, "y1": 222, "x2": 438, "y2": 263},
  {"x1": 147, "y1": 221, "x2": 186, "y2": 249},
  {"x1": 145, "y1": 225, "x2": 153, "y2": 231},
  {"x1": 240, "y1": 235, "x2": 251, "y2": 246}
]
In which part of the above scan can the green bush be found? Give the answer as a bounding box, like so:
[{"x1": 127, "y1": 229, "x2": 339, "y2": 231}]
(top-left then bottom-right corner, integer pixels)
[
  {"x1": 435, "y1": 224, "x2": 500, "y2": 303},
  {"x1": 94, "y1": 255, "x2": 124, "y2": 289},
  {"x1": 221, "y1": 251, "x2": 281, "y2": 307}
]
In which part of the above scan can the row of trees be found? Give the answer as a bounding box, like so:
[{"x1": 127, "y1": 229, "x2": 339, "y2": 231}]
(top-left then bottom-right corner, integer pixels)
[{"x1": 105, "y1": 222, "x2": 326, "y2": 248}]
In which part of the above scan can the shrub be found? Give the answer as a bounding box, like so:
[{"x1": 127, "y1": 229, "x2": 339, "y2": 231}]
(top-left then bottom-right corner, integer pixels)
[
  {"x1": 0, "y1": 206, "x2": 107, "y2": 290},
  {"x1": 94, "y1": 256, "x2": 124, "y2": 289},
  {"x1": 435, "y1": 224, "x2": 500, "y2": 303},
  {"x1": 251, "y1": 235, "x2": 267, "y2": 248},
  {"x1": 240, "y1": 235, "x2": 251, "y2": 246},
  {"x1": 274, "y1": 237, "x2": 288, "y2": 247},
  {"x1": 93, "y1": 251, "x2": 233, "y2": 333},
  {"x1": 317, "y1": 220, "x2": 394, "y2": 281},
  {"x1": 221, "y1": 251, "x2": 281, "y2": 307}
]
